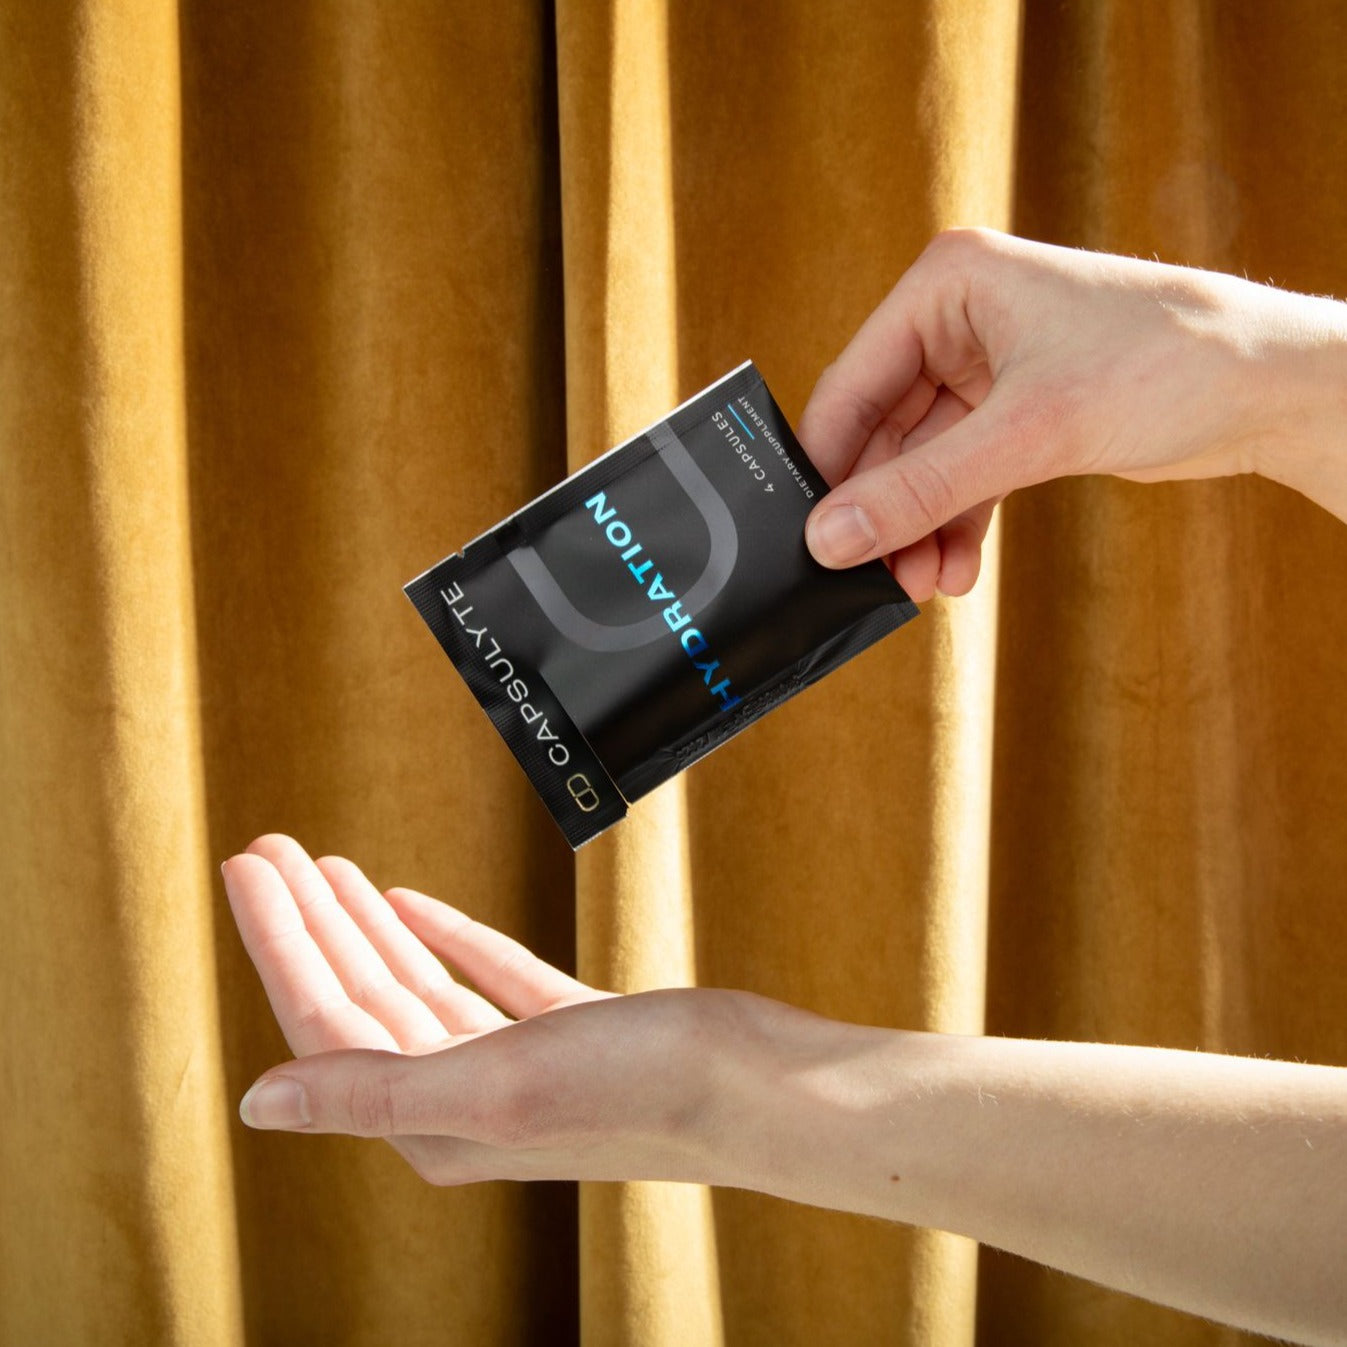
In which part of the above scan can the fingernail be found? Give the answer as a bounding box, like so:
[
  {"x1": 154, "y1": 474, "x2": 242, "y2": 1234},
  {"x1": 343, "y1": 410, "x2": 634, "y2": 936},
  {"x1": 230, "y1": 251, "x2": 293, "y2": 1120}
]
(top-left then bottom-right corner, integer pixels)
[
  {"x1": 807, "y1": 504, "x2": 877, "y2": 566},
  {"x1": 240, "y1": 1077, "x2": 310, "y2": 1129}
]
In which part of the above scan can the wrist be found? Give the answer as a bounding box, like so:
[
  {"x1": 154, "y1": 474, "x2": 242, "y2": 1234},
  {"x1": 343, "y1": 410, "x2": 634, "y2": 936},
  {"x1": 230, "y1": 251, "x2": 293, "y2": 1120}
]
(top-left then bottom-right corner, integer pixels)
[
  {"x1": 688, "y1": 991, "x2": 885, "y2": 1201},
  {"x1": 1248, "y1": 287, "x2": 1347, "y2": 520},
  {"x1": 705, "y1": 998, "x2": 931, "y2": 1216}
]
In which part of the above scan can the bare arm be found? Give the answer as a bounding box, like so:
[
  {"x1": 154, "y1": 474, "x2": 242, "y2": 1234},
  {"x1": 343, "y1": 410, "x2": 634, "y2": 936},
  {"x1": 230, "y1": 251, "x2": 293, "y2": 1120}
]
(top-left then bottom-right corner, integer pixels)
[
  {"x1": 798, "y1": 229, "x2": 1347, "y2": 598},
  {"x1": 224, "y1": 839, "x2": 1347, "y2": 1345},
  {"x1": 734, "y1": 1012, "x2": 1347, "y2": 1344}
]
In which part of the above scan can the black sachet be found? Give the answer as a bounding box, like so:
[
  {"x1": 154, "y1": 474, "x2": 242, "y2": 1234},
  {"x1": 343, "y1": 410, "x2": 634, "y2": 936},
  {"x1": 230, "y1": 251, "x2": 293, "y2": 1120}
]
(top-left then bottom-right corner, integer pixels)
[{"x1": 405, "y1": 361, "x2": 918, "y2": 847}]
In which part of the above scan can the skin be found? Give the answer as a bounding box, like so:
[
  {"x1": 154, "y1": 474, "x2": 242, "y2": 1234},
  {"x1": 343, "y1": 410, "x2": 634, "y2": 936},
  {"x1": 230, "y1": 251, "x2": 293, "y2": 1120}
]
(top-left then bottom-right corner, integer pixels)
[
  {"x1": 224, "y1": 233, "x2": 1347, "y2": 1343},
  {"x1": 799, "y1": 227, "x2": 1347, "y2": 596},
  {"x1": 223, "y1": 838, "x2": 1347, "y2": 1344}
]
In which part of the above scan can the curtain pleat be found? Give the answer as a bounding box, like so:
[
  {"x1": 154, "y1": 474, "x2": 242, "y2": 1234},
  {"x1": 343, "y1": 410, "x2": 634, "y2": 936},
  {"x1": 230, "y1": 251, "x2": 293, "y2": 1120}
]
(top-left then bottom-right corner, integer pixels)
[
  {"x1": 3, "y1": 2, "x2": 1345, "y2": 1345},
  {"x1": 979, "y1": 3, "x2": 1347, "y2": 1343},
  {"x1": 177, "y1": 4, "x2": 578, "y2": 1343},
  {"x1": 555, "y1": 6, "x2": 725, "y2": 1343},
  {"x1": 0, "y1": 2, "x2": 241, "y2": 1343}
]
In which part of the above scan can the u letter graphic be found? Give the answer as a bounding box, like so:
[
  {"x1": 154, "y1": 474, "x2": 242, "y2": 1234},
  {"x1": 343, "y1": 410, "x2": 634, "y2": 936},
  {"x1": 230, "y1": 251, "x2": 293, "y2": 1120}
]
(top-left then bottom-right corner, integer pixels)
[{"x1": 506, "y1": 422, "x2": 739, "y2": 652}]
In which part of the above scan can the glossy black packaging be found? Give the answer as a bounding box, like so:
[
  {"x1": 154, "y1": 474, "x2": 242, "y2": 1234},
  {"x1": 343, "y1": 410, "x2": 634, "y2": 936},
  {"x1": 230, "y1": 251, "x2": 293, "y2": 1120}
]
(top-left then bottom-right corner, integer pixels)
[{"x1": 405, "y1": 361, "x2": 918, "y2": 848}]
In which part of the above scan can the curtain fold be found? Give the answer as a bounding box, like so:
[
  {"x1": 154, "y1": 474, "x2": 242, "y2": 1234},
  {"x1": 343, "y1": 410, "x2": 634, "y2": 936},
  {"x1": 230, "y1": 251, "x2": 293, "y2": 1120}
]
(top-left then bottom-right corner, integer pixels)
[
  {"x1": 980, "y1": 3, "x2": 1347, "y2": 1341},
  {"x1": 177, "y1": 4, "x2": 579, "y2": 1342},
  {"x1": 556, "y1": 8, "x2": 725, "y2": 1342},
  {"x1": 1, "y1": 3, "x2": 241, "y2": 1342},
  {"x1": 3, "y1": 2, "x2": 1345, "y2": 1344}
]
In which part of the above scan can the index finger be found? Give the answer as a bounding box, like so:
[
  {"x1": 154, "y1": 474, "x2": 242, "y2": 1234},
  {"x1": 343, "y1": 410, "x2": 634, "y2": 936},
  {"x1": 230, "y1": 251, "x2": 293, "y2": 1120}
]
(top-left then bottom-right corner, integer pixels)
[
  {"x1": 797, "y1": 231, "x2": 995, "y2": 488},
  {"x1": 797, "y1": 309, "x2": 930, "y2": 488}
]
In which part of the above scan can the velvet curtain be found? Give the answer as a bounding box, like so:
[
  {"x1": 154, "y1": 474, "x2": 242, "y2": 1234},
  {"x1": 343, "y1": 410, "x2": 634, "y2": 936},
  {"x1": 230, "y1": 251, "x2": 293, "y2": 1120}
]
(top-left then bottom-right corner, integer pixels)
[{"x1": 3, "y1": 2, "x2": 1345, "y2": 1343}]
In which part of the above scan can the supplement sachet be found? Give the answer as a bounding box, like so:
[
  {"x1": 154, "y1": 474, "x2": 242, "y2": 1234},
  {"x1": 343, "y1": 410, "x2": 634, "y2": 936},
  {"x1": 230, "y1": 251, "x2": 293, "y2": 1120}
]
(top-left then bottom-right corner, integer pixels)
[{"x1": 406, "y1": 361, "x2": 918, "y2": 847}]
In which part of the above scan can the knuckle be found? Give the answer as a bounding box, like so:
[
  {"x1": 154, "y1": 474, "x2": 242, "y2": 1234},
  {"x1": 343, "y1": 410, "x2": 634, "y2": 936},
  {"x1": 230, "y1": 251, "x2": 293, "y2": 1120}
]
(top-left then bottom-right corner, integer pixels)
[
  {"x1": 817, "y1": 361, "x2": 887, "y2": 441},
  {"x1": 490, "y1": 942, "x2": 530, "y2": 987},
  {"x1": 841, "y1": 384, "x2": 889, "y2": 444},
  {"x1": 347, "y1": 976, "x2": 393, "y2": 1014},
  {"x1": 291, "y1": 994, "x2": 344, "y2": 1037},
  {"x1": 344, "y1": 1069, "x2": 401, "y2": 1136},
  {"x1": 412, "y1": 966, "x2": 458, "y2": 1007},
  {"x1": 881, "y1": 456, "x2": 958, "y2": 539}
]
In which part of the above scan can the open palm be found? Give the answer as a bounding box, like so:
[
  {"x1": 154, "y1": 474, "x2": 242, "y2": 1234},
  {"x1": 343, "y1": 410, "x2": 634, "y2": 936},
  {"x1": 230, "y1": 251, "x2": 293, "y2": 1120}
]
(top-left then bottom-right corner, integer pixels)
[{"x1": 222, "y1": 833, "x2": 613, "y2": 1177}]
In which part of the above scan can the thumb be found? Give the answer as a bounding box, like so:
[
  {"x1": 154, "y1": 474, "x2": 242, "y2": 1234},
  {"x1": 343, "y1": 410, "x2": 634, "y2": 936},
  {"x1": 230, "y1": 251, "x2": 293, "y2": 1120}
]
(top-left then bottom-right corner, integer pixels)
[
  {"x1": 804, "y1": 398, "x2": 1027, "y2": 568},
  {"x1": 240, "y1": 1049, "x2": 443, "y2": 1137}
]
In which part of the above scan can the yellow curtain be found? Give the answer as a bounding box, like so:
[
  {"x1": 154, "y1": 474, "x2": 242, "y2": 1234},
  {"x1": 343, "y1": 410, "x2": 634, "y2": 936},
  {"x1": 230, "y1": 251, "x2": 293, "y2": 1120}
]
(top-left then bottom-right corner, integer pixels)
[{"x1": 3, "y1": 2, "x2": 1344, "y2": 1344}]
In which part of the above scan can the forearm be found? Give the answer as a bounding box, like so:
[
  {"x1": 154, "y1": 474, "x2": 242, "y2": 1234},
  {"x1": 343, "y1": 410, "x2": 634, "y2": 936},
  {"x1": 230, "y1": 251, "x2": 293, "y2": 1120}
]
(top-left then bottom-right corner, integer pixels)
[{"x1": 728, "y1": 1019, "x2": 1347, "y2": 1343}]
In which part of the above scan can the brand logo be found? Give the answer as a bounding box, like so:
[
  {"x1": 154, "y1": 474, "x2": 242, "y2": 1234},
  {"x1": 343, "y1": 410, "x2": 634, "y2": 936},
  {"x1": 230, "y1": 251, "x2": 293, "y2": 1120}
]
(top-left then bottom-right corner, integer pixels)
[
  {"x1": 582, "y1": 490, "x2": 741, "y2": 714},
  {"x1": 566, "y1": 774, "x2": 601, "y2": 812},
  {"x1": 439, "y1": 581, "x2": 573, "y2": 768}
]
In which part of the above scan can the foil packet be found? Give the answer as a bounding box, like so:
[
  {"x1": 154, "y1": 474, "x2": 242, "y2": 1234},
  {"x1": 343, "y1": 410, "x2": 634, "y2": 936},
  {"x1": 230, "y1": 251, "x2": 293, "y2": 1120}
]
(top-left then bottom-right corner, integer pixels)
[{"x1": 406, "y1": 361, "x2": 918, "y2": 847}]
